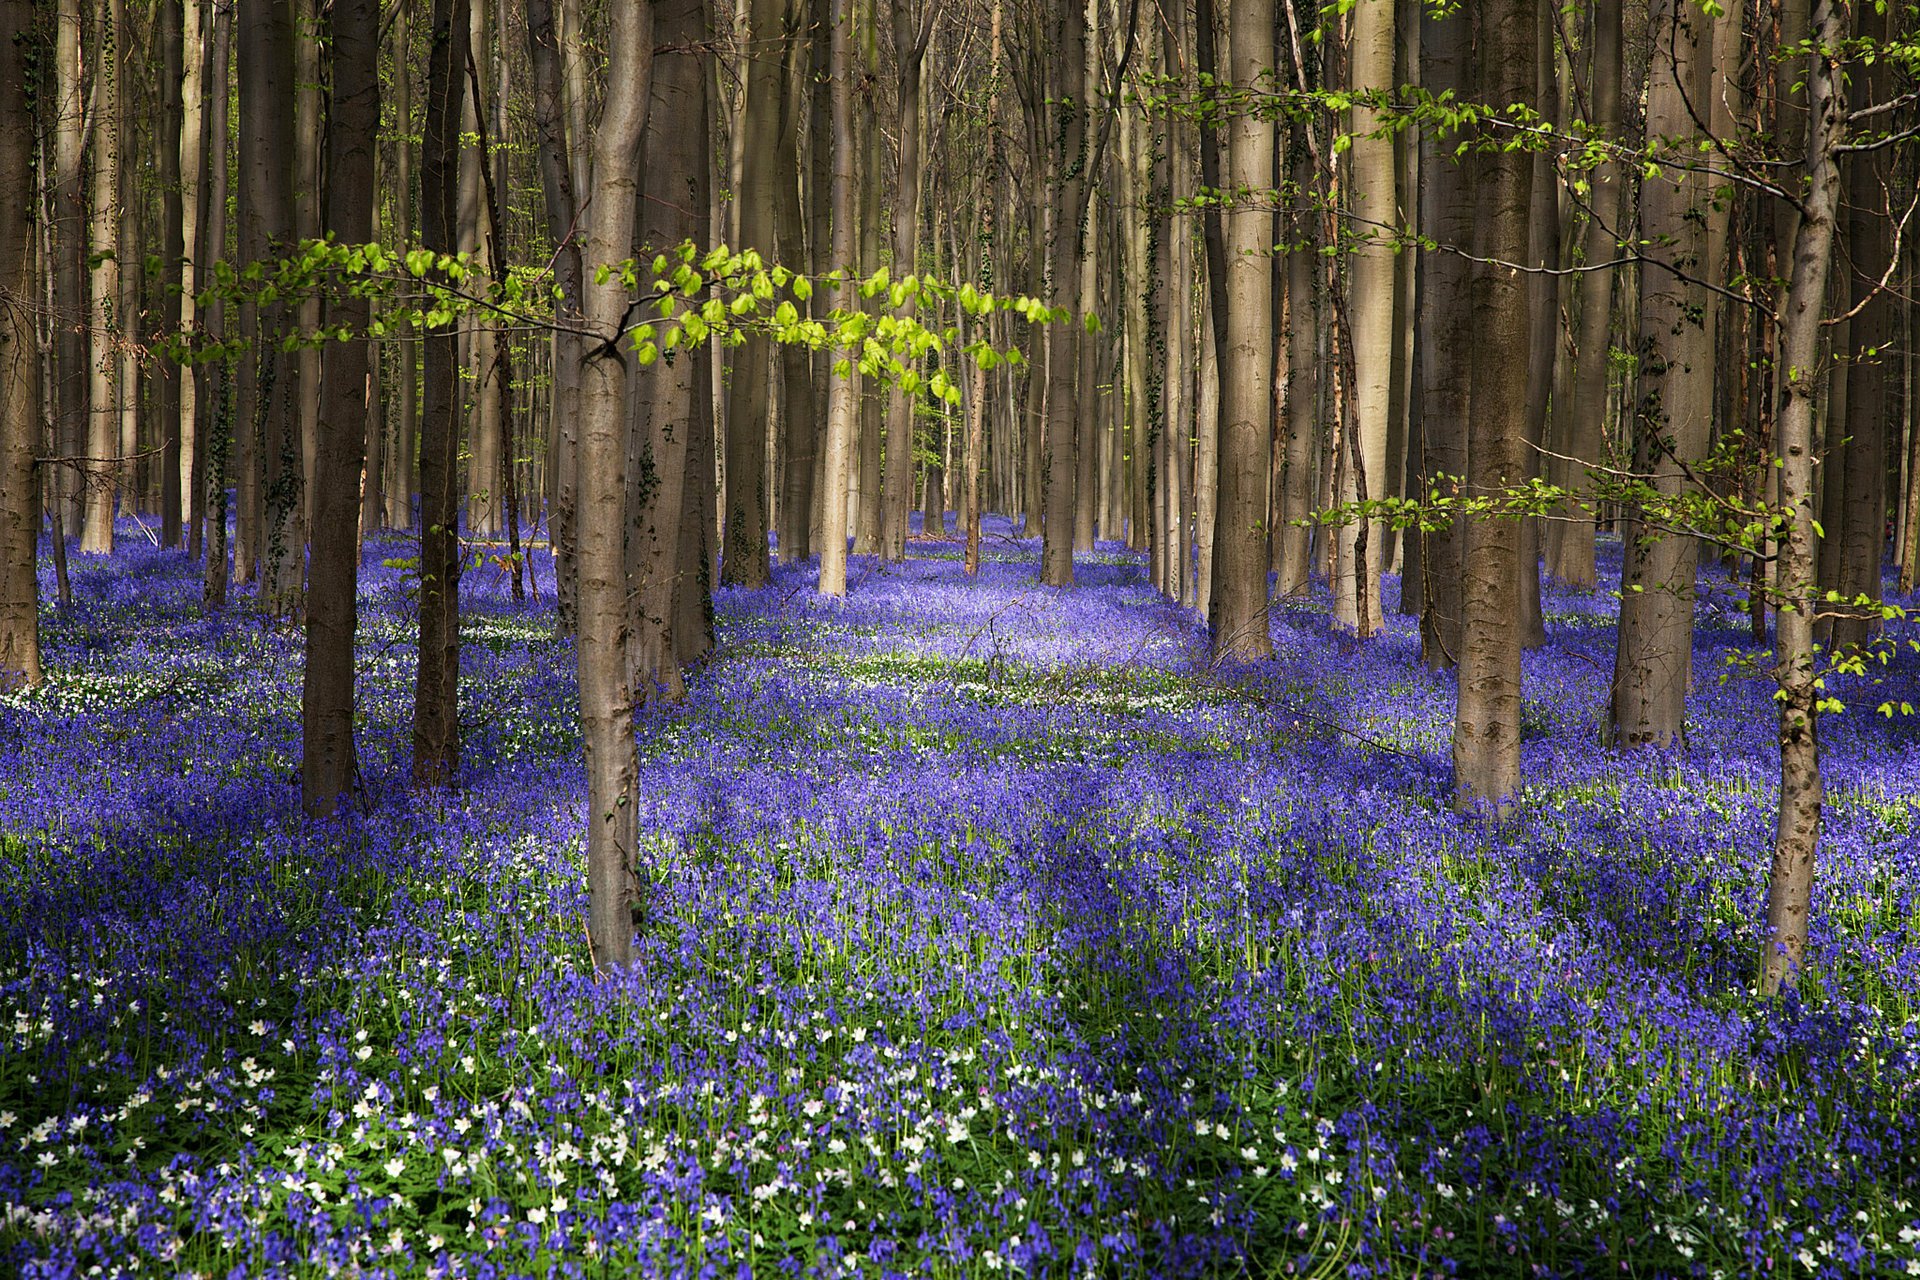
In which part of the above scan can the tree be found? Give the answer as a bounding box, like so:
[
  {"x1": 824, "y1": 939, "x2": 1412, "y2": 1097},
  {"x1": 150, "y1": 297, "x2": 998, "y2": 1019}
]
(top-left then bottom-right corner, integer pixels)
[
  {"x1": 79, "y1": 0, "x2": 122, "y2": 556},
  {"x1": 880, "y1": 0, "x2": 935, "y2": 561},
  {"x1": 1208, "y1": 0, "x2": 1275, "y2": 662},
  {"x1": 412, "y1": 0, "x2": 468, "y2": 786},
  {"x1": 0, "y1": 0, "x2": 39, "y2": 692},
  {"x1": 302, "y1": 0, "x2": 379, "y2": 817},
  {"x1": 1450, "y1": 0, "x2": 1531, "y2": 812},
  {"x1": 816, "y1": 0, "x2": 863, "y2": 595},
  {"x1": 1610, "y1": 0, "x2": 1714, "y2": 749},
  {"x1": 575, "y1": 0, "x2": 655, "y2": 972},
  {"x1": 1038, "y1": 0, "x2": 1087, "y2": 588}
]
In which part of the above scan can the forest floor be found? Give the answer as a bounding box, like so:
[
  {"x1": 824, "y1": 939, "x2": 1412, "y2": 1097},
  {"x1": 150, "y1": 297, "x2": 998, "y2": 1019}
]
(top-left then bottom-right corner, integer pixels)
[{"x1": 4, "y1": 516, "x2": 1920, "y2": 1279}]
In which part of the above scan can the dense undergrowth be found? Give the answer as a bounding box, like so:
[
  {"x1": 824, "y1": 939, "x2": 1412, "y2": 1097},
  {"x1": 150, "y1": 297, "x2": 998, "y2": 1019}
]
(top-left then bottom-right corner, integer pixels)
[{"x1": 4, "y1": 516, "x2": 1920, "y2": 1278}]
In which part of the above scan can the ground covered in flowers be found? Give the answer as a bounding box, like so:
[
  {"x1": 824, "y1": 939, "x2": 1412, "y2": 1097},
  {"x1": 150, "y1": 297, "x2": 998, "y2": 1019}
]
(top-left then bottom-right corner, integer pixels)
[{"x1": 4, "y1": 517, "x2": 1920, "y2": 1279}]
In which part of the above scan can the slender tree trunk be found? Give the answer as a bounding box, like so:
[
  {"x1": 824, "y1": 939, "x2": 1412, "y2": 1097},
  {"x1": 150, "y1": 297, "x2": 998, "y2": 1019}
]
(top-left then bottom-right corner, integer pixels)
[
  {"x1": 1611, "y1": 0, "x2": 1712, "y2": 749},
  {"x1": 816, "y1": 0, "x2": 862, "y2": 595},
  {"x1": 412, "y1": 0, "x2": 469, "y2": 785},
  {"x1": 1417, "y1": 3, "x2": 1472, "y2": 669},
  {"x1": 1547, "y1": 0, "x2": 1621, "y2": 589},
  {"x1": 879, "y1": 0, "x2": 931, "y2": 561},
  {"x1": 1038, "y1": 0, "x2": 1086, "y2": 587},
  {"x1": 294, "y1": 0, "x2": 322, "y2": 534},
  {"x1": 1761, "y1": 0, "x2": 1844, "y2": 998},
  {"x1": 52, "y1": 0, "x2": 85, "y2": 547},
  {"x1": 180, "y1": 0, "x2": 206, "y2": 555},
  {"x1": 387, "y1": 0, "x2": 419, "y2": 532},
  {"x1": 239, "y1": 0, "x2": 305, "y2": 615},
  {"x1": 0, "y1": 0, "x2": 40, "y2": 690},
  {"x1": 303, "y1": 0, "x2": 379, "y2": 817},
  {"x1": 576, "y1": 0, "x2": 654, "y2": 973},
  {"x1": 198, "y1": 3, "x2": 233, "y2": 606},
  {"x1": 80, "y1": 0, "x2": 122, "y2": 555},
  {"x1": 158, "y1": 0, "x2": 186, "y2": 546},
  {"x1": 1515, "y1": 0, "x2": 1555, "y2": 650},
  {"x1": 525, "y1": 0, "x2": 581, "y2": 627},
  {"x1": 719, "y1": 0, "x2": 783, "y2": 588},
  {"x1": 1335, "y1": 0, "x2": 1393, "y2": 636},
  {"x1": 776, "y1": 2, "x2": 817, "y2": 565},
  {"x1": 627, "y1": 0, "x2": 708, "y2": 694},
  {"x1": 1276, "y1": 126, "x2": 1316, "y2": 596},
  {"x1": 1830, "y1": 1, "x2": 1889, "y2": 654},
  {"x1": 464, "y1": 0, "x2": 504, "y2": 538},
  {"x1": 1451, "y1": 0, "x2": 1532, "y2": 812},
  {"x1": 1209, "y1": 0, "x2": 1275, "y2": 661}
]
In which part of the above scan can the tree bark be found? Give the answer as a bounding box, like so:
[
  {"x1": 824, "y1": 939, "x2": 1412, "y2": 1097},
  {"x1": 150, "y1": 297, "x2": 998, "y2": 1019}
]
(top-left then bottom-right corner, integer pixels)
[
  {"x1": 0, "y1": 0, "x2": 40, "y2": 691},
  {"x1": 576, "y1": 0, "x2": 655, "y2": 973},
  {"x1": 1209, "y1": 0, "x2": 1274, "y2": 661},
  {"x1": 239, "y1": 0, "x2": 306, "y2": 615},
  {"x1": 158, "y1": 0, "x2": 186, "y2": 547},
  {"x1": 525, "y1": 0, "x2": 581, "y2": 627},
  {"x1": 1611, "y1": 0, "x2": 1712, "y2": 749},
  {"x1": 386, "y1": 0, "x2": 419, "y2": 533},
  {"x1": 198, "y1": 2, "x2": 233, "y2": 605},
  {"x1": 412, "y1": 0, "x2": 469, "y2": 785},
  {"x1": 1761, "y1": 0, "x2": 1845, "y2": 997},
  {"x1": 1417, "y1": 3, "x2": 1472, "y2": 669},
  {"x1": 80, "y1": 0, "x2": 122, "y2": 555},
  {"x1": 303, "y1": 0, "x2": 379, "y2": 817},
  {"x1": 817, "y1": 0, "x2": 863, "y2": 594},
  {"x1": 51, "y1": 0, "x2": 85, "y2": 549},
  {"x1": 1334, "y1": 0, "x2": 1393, "y2": 636},
  {"x1": 1451, "y1": 0, "x2": 1531, "y2": 812},
  {"x1": 776, "y1": 0, "x2": 818, "y2": 565},
  {"x1": 879, "y1": 0, "x2": 932, "y2": 561},
  {"x1": 1038, "y1": 0, "x2": 1086, "y2": 587},
  {"x1": 719, "y1": 0, "x2": 784, "y2": 588}
]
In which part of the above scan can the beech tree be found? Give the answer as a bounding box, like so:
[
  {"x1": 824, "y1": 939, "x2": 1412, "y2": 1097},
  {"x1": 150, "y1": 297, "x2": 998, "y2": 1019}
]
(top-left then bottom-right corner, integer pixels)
[{"x1": 0, "y1": 0, "x2": 37, "y2": 692}]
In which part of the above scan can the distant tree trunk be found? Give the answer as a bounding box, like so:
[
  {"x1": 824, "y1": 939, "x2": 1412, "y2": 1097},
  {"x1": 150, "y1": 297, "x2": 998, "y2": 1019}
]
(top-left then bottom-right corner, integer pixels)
[
  {"x1": 674, "y1": 339, "x2": 718, "y2": 666},
  {"x1": 1275, "y1": 125, "x2": 1316, "y2": 596},
  {"x1": 52, "y1": 0, "x2": 85, "y2": 547},
  {"x1": 1830, "y1": 0, "x2": 1889, "y2": 654},
  {"x1": 180, "y1": 0, "x2": 206, "y2": 555},
  {"x1": 1611, "y1": 0, "x2": 1711, "y2": 749},
  {"x1": 627, "y1": 0, "x2": 707, "y2": 696},
  {"x1": 1038, "y1": 0, "x2": 1086, "y2": 587},
  {"x1": 412, "y1": 0, "x2": 469, "y2": 785},
  {"x1": 1515, "y1": 0, "x2": 1555, "y2": 650},
  {"x1": 719, "y1": 0, "x2": 782, "y2": 588},
  {"x1": 525, "y1": 0, "x2": 580, "y2": 626},
  {"x1": 386, "y1": 0, "x2": 419, "y2": 532},
  {"x1": 576, "y1": 0, "x2": 654, "y2": 974},
  {"x1": 1451, "y1": 0, "x2": 1531, "y2": 812},
  {"x1": 80, "y1": 0, "x2": 122, "y2": 555},
  {"x1": 239, "y1": 0, "x2": 305, "y2": 616},
  {"x1": 294, "y1": 0, "x2": 322, "y2": 534},
  {"x1": 1546, "y1": 0, "x2": 1620, "y2": 589},
  {"x1": 303, "y1": 0, "x2": 379, "y2": 817},
  {"x1": 158, "y1": 0, "x2": 186, "y2": 547},
  {"x1": 0, "y1": 0, "x2": 40, "y2": 691},
  {"x1": 1417, "y1": 3, "x2": 1472, "y2": 669},
  {"x1": 817, "y1": 0, "x2": 862, "y2": 595},
  {"x1": 776, "y1": 2, "x2": 817, "y2": 565},
  {"x1": 879, "y1": 0, "x2": 931, "y2": 561},
  {"x1": 464, "y1": 0, "x2": 505, "y2": 538},
  {"x1": 198, "y1": 1, "x2": 233, "y2": 605},
  {"x1": 1335, "y1": 0, "x2": 1393, "y2": 637},
  {"x1": 1209, "y1": 0, "x2": 1274, "y2": 661},
  {"x1": 1761, "y1": 0, "x2": 1844, "y2": 998}
]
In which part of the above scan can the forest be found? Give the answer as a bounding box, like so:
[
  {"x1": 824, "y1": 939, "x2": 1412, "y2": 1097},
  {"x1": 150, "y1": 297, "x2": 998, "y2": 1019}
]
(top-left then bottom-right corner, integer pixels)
[{"x1": 3, "y1": 0, "x2": 1920, "y2": 1273}]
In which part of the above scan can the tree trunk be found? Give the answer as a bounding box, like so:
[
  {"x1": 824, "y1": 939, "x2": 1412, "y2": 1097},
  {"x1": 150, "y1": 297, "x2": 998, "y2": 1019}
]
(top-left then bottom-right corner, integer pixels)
[
  {"x1": 464, "y1": 0, "x2": 505, "y2": 538},
  {"x1": 303, "y1": 0, "x2": 379, "y2": 817},
  {"x1": 80, "y1": 0, "x2": 121, "y2": 555},
  {"x1": 1038, "y1": 0, "x2": 1086, "y2": 587},
  {"x1": 1546, "y1": 0, "x2": 1620, "y2": 589},
  {"x1": 1334, "y1": 0, "x2": 1393, "y2": 636},
  {"x1": 1830, "y1": 0, "x2": 1890, "y2": 654},
  {"x1": 412, "y1": 0, "x2": 469, "y2": 785},
  {"x1": 719, "y1": 0, "x2": 783, "y2": 589},
  {"x1": 1451, "y1": 0, "x2": 1531, "y2": 812},
  {"x1": 387, "y1": 0, "x2": 419, "y2": 533},
  {"x1": 1761, "y1": 0, "x2": 1845, "y2": 998},
  {"x1": 158, "y1": 0, "x2": 186, "y2": 547},
  {"x1": 239, "y1": 0, "x2": 305, "y2": 615},
  {"x1": 198, "y1": 2, "x2": 233, "y2": 605},
  {"x1": 1611, "y1": 0, "x2": 1712, "y2": 749},
  {"x1": 879, "y1": 0, "x2": 931, "y2": 561},
  {"x1": 1515, "y1": 0, "x2": 1555, "y2": 650},
  {"x1": 776, "y1": 2, "x2": 817, "y2": 565},
  {"x1": 0, "y1": 0, "x2": 40, "y2": 690},
  {"x1": 576, "y1": 0, "x2": 655, "y2": 973},
  {"x1": 627, "y1": 0, "x2": 708, "y2": 695},
  {"x1": 1209, "y1": 0, "x2": 1275, "y2": 662},
  {"x1": 1417, "y1": 3, "x2": 1472, "y2": 669},
  {"x1": 180, "y1": 0, "x2": 206, "y2": 555},
  {"x1": 525, "y1": 0, "x2": 581, "y2": 627},
  {"x1": 1275, "y1": 125, "x2": 1317, "y2": 597},
  {"x1": 51, "y1": 0, "x2": 85, "y2": 551},
  {"x1": 816, "y1": 0, "x2": 862, "y2": 595}
]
